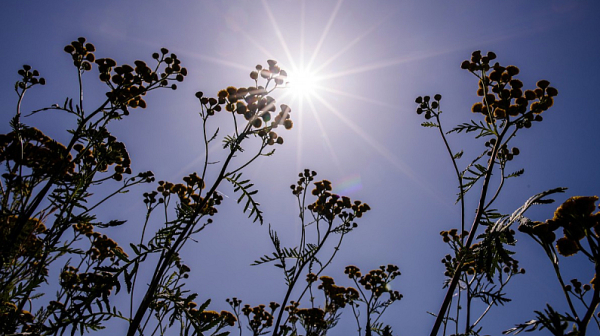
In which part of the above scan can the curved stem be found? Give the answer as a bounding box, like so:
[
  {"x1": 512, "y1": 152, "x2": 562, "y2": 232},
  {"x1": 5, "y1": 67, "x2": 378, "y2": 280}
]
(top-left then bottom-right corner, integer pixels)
[
  {"x1": 544, "y1": 243, "x2": 579, "y2": 320},
  {"x1": 430, "y1": 124, "x2": 510, "y2": 336},
  {"x1": 271, "y1": 221, "x2": 334, "y2": 336},
  {"x1": 294, "y1": 232, "x2": 346, "y2": 304},
  {"x1": 580, "y1": 264, "x2": 600, "y2": 335},
  {"x1": 434, "y1": 112, "x2": 466, "y2": 239},
  {"x1": 128, "y1": 131, "x2": 251, "y2": 336}
]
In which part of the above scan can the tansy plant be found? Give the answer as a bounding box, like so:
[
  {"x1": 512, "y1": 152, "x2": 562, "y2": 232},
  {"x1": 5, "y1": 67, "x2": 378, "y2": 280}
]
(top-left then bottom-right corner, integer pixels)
[
  {"x1": 3, "y1": 39, "x2": 593, "y2": 336},
  {"x1": 0, "y1": 37, "x2": 297, "y2": 335},
  {"x1": 0, "y1": 37, "x2": 180, "y2": 335},
  {"x1": 505, "y1": 196, "x2": 600, "y2": 336},
  {"x1": 226, "y1": 170, "x2": 400, "y2": 336},
  {"x1": 0, "y1": 37, "x2": 394, "y2": 336},
  {"x1": 124, "y1": 58, "x2": 296, "y2": 336},
  {"x1": 415, "y1": 50, "x2": 565, "y2": 336}
]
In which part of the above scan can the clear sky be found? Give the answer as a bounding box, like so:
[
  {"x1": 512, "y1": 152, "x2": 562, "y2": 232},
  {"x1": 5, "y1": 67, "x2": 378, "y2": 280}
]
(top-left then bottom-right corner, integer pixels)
[{"x1": 2, "y1": 1, "x2": 600, "y2": 335}]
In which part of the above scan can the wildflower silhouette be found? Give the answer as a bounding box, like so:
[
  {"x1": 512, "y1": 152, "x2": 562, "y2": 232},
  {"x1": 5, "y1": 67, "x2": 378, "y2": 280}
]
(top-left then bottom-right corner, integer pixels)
[
  {"x1": 416, "y1": 50, "x2": 565, "y2": 336},
  {"x1": 508, "y1": 196, "x2": 600, "y2": 335},
  {"x1": 2, "y1": 38, "x2": 591, "y2": 336}
]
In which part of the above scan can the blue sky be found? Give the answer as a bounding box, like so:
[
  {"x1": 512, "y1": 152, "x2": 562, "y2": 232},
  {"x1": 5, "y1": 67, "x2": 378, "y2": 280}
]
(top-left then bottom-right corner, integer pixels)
[{"x1": 2, "y1": 0, "x2": 600, "y2": 335}]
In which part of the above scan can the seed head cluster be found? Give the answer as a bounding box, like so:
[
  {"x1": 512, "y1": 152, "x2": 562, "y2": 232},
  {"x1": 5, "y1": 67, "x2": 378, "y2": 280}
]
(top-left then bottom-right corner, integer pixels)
[
  {"x1": 196, "y1": 60, "x2": 293, "y2": 146},
  {"x1": 520, "y1": 196, "x2": 600, "y2": 259},
  {"x1": 16, "y1": 64, "x2": 45, "y2": 90},
  {"x1": 155, "y1": 173, "x2": 222, "y2": 215},
  {"x1": 0, "y1": 128, "x2": 75, "y2": 180},
  {"x1": 307, "y1": 179, "x2": 370, "y2": 224},
  {"x1": 462, "y1": 50, "x2": 557, "y2": 126},
  {"x1": 65, "y1": 39, "x2": 188, "y2": 115},
  {"x1": 0, "y1": 216, "x2": 46, "y2": 261},
  {"x1": 416, "y1": 51, "x2": 558, "y2": 129}
]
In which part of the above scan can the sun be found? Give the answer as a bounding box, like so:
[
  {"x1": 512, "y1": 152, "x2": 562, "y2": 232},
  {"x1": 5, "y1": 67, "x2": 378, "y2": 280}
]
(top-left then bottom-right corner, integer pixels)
[{"x1": 286, "y1": 67, "x2": 320, "y2": 100}]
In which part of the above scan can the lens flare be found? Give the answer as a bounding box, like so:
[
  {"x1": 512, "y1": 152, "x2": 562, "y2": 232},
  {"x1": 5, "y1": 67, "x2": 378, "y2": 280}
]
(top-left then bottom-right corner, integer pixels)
[{"x1": 288, "y1": 68, "x2": 319, "y2": 99}]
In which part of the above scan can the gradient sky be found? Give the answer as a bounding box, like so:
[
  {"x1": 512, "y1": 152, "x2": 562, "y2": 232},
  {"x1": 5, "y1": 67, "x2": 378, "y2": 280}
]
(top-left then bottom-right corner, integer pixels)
[{"x1": 2, "y1": 1, "x2": 600, "y2": 335}]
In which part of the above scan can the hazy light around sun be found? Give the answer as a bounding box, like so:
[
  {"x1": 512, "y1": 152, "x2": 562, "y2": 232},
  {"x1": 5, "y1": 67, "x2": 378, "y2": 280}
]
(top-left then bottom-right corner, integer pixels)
[{"x1": 287, "y1": 67, "x2": 320, "y2": 99}]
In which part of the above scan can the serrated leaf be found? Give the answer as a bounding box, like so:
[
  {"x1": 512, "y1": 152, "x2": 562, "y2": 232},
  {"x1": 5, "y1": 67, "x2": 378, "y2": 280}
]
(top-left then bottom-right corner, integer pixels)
[
  {"x1": 447, "y1": 120, "x2": 495, "y2": 138},
  {"x1": 490, "y1": 187, "x2": 567, "y2": 234},
  {"x1": 474, "y1": 163, "x2": 487, "y2": 173},
  {"x1": 421, "y1": 121, "x2": 439, "y2": 128},
  {"x1": 506, "y1": 168, "x2": 524, "y2": 178},
  {"x1": 224, "y1": 172, "x2": 263, "y2": 223}
]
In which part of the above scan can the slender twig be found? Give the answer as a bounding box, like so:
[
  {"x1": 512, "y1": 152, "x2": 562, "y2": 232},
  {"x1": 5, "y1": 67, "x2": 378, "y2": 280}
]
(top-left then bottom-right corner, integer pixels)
[
  {"x1": 544, "y1": 243, "x2": 579, "y2": 320},
  {"x1": 271, "y1": 221, "x2": 334, "y2": 336},
  {"x1": 128, "y1": 130, "x2": 252, "y2": 336},
  {"x1": 430, "y1": 124, "x2": 510, "y2": 336},
  {"x1": 434, "y1": 110, "x2": 466, "y2": 238},
  {"x1": 579, "y1": 264, "x2": 600, "y2": 335}
]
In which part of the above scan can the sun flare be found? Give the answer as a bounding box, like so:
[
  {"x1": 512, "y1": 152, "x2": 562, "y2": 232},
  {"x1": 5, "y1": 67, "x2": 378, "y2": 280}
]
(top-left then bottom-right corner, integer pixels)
[{"x1": 287, "y1": 67, "x2": 320, "y2": 100}]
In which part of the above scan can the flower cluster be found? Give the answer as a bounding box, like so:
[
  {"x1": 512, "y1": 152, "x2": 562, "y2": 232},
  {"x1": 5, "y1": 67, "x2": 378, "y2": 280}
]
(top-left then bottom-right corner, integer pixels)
[
  {"x1": 440, "y1": 228, "x2": 468, "y2": 243},
  {"x1": 72, "y1": 131, "x2": 131, "y2": 181},
  {"x1": 296, "y1": 307, "x2": 328, "y2": 333},
  {"x1": 72, "y1": 221, "x2": 94, "y2": 236},
  {"x1": 415, "y1": 51, "x2": 558, "y2": 131},
  {"x1": 283, "y1": 300, "x2": 300, "y2": 322},
  {"x1": 85, "y1": 43, "x2": 187, "y2": 114},
  {"x1": 195, "y1": 60, "x2": 293, "y2": 146},
  {"x1": 59, "y1": 266, "x2": 118, "y2": 299},
  {"x1": 156, "y1": 173, "x2": 222, "y2": 215},
  {"x1": 16, "y1": 64, "x2": 45, "y2": 89},
  {"x1": 90, "y1": 234, "x2": 127, "y2": 262},
  {"x1": 0, "y1": 216, "x2": 46, "y2": 260},
  {"x1": 187, "y1": 308, "x2": 237, "y2": 328},
  {"x1": 63, "y1": 37, "x2": 95, "y2": 70},
  {"x1": 250, "y1": 59, "x2": 288, "y2": 86},
  {"x1": 484, "y1": 138, "x2": 520, "y2": 162},
  {"x1": 307, "y1": 179, "x2": 370, "y2": 224},
  {"x1": 519, "y1": 196, "x2": 600, "y2": 257},
  {"x1": 0, "y1": 128, "x2": 74, "y2": 180},
  {"x1": 565, "y1": 278, "x2": 592, "y2": 295},
  {"x1": 415, "y1": 94, "x2": 443, "y2": 120},
  {"x1": 241, "y1": 304, "x2": 274, "y2": 334},
  {"x1": 0, "y1": 301, "x2": 35, "y2": 333},
  {"x1": 440, "y1": 228, "x2": 523, "y2": 277},
  {"x1": 354, "y1": 265, "x2": 402, "y2": 300},
  {"x1": 290, "y1": 169, "x2": 318, "y2": 196},
  {"x1": 318, "y1": 275, "x2": 359, "y2": 308},
  {"x1": 462, "y1": 50, "x2": 558, "y2": 125}
]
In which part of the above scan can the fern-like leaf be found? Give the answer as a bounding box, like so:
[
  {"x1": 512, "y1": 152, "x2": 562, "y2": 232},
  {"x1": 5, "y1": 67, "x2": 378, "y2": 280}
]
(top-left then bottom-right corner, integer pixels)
[
  {"x1": 490, "y1": 187, "x2": 567, "y2": 233},
  {"x1": 222, "y1": 134, "x2": 244, "y2": 152},
  {"x1": 421, "y1": 121, "x2": 439, "y2": 128},
  {"x1": 506, "y1": 168, "x2": 525, "y2": 178},
  {"x1": 224, "y1": 172, "x2": 263, "y2": 223},
  {"x1": 447, "y1": 120, "x2": 495, "y2": 138}
]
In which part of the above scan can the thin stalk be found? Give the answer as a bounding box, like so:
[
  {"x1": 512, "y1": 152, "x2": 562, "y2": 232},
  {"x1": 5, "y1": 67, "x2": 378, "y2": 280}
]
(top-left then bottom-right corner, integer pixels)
[
  {"x1": 294, "y1": 232, "x2": 346, "y2": 304},
  {"x1": 127, "y1": 132, "x2": 249, "y2": 336},
  {"x1": 271, "y1": 222, "x2": 334, "y2": 336},
  {"x1": 130, "y1": 208, "x2": 154, "y2": 320},
  {"x1": 1, "y1": 99, "x2": 111, "y2": 270},
  {"x1": 465, "y1": 276, "x2": 471, "y2": 333},
  {"x1": 434, "y1": 111, "x2": 466, "y2": 239},
  {"x1": 430, "y1": 124, "x2": 510, "y2": 336},
  {"x1": 471, "y1": 272, "x2": 512, "y2": 328},
  {"x1": 544, "y1": 244, "x2": 579, "y2": 320},
  {"x1": 579, "y1": 264, "x2": 600, "y2": 335}
]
